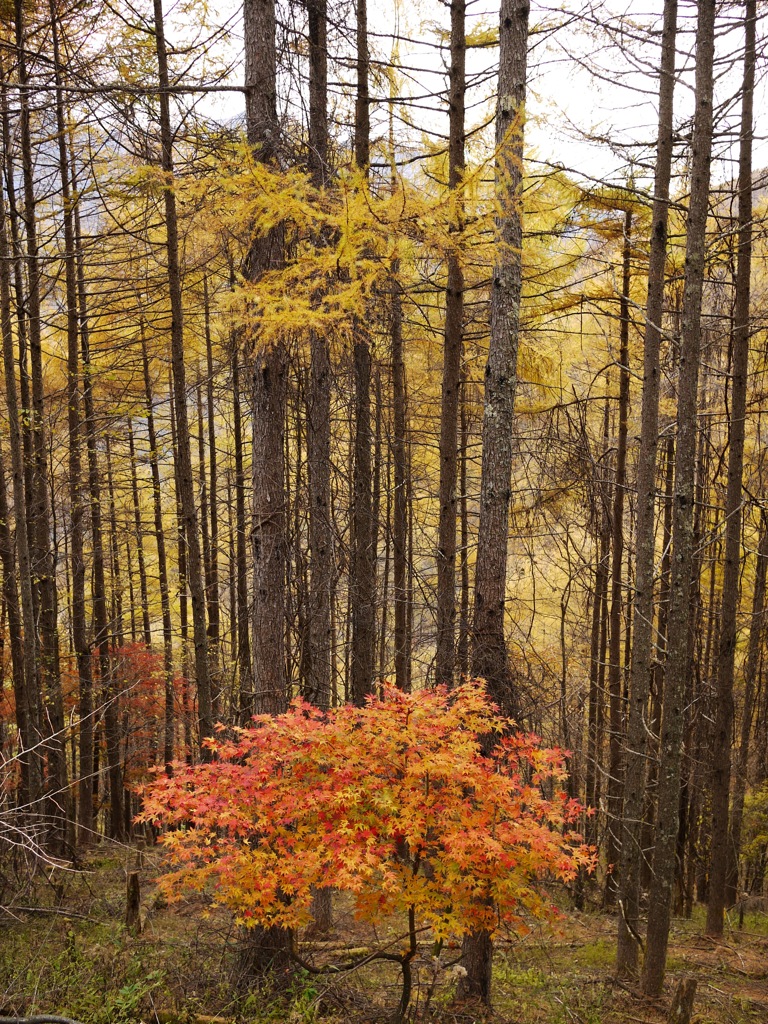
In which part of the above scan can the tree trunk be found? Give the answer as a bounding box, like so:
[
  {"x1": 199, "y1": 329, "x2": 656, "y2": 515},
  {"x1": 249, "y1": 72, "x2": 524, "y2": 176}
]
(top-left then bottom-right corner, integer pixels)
[
  {"x1": 17, "y1": 0, "x2": 67, "y2": 849},
  {"x1": 391, "y1": 263, "x2": 409, "y2": 693},
  {"x1": 204, "y1": 280, "x2": 221, "y2": 714},
  {"x1": 705, "y1": 0, "x2": 755, "y2": 936},
  {"x1": 141, "y1": 335, "x2": 176, "y2": 766},
  {"x1": 462, "y1": 0, "x2": 529, "y2": 1003},
  {"x1": 605, "y1": 208, "x2": 632, "y2": 908},
  {"x1": 232, "y1": 349, "x2": 253, "y2": 719},
  {"x1": 729, "y1": 511, "x2": 768, "y2": 905},
  {"x1": 435, "y1": 0, "x2": 466, "y2": 686},
  {"x1": 616, "y1": 0, "x2": 677, "y2": 969},
  {"x1": 127, "y1": 417, "x2": 152, "y2": 648},
  {"x1": 152, "y1": 0, "x2": 213, "y2": 754},
  {"x1": 0, "y1": 447, "x2": 29, "y2": 803},
  {"x1": 642, "y1": 0, "x2": 716, "y2": 995},
  {"x1": 244, "y1": 0, "x2": 288, "y2": 719},
  {"x1": 470, "y1": 0, "x2": 529, "y2": 717}
]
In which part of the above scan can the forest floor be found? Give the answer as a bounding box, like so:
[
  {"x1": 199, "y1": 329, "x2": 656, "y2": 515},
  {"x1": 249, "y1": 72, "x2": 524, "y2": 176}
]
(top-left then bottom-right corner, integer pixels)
[{"x1": 0, "y1": 844, "x2": 766, "y2": 1024}]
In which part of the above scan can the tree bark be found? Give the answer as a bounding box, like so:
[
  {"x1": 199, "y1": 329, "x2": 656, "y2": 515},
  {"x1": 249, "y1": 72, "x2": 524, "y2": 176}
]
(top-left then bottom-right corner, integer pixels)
[
  {"x1": 152, "y1": 0, "x2": 213, "y2": 754},
  {"x1": 470, "y1": 0, "x2": 529, "y2": 717},
  {"x1": 605, "y1": 208, "x2": 632, "y2": 908},
  {"x1": 127, "y1": 417, "x2": 152, "y2": 648},
  {"x1": 462, "y1": 0, "x2": 529, "y2": 1003},
  {"x1": 140, "y1": 335, "x2": 175, "y2": 766},
  {"x1": 17, "y1": 0, "x2": 67, "y2": 848},
  {"x1": 204, "y1": 280, "x2": 222, "y2": 716},
  {"x1": 706, "y1": 0, "x2": 755, "y2": 934},
  {"x1": 616, "y1": 0, "x2": 677, "y2": 966},
  {"x1": 729, "y1": 510, "x2": 768, "y2": 905},
  {"x1": 435, "y1": 0, "x2": 466, "y2": 686},
  {"x1": 641, "y1": 0, "x2": 716, "y2": 995},
  {"x1": 244, "y1": 0, "x2": 288, "y2": 719}
]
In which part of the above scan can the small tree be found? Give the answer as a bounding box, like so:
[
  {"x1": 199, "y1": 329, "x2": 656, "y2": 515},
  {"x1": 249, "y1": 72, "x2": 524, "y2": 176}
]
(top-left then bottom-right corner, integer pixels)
[{"x1": 141, "y1": 682, "x2": 592, "y2": 1020}]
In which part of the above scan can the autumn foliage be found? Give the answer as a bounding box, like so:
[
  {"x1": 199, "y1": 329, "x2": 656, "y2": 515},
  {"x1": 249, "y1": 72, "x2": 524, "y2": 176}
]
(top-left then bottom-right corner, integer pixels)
[{"x1": 141, "y1": 682, "x2": 592, "y2": 944}]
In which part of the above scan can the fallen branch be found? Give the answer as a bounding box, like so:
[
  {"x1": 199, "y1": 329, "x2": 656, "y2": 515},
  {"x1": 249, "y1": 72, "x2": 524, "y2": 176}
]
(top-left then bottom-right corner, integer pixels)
[
  {"x1": 0, "y1": 906, "x2": 94, "y2": 922},
  {"x1": 0, "y1": 1016, "x2": 85, "y2": 1024}
]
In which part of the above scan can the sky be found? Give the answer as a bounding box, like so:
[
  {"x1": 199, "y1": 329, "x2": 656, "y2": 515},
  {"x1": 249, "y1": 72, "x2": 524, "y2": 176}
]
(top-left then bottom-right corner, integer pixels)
[{"x1": 166, "y1": 0, "x2": 767, "y2": 191}]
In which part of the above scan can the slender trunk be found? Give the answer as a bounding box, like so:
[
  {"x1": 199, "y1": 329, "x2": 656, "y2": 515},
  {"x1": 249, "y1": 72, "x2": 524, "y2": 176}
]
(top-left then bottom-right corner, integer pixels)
[
  {"x1": 391, "y1": 263, "x2": 409, "y2": 692},
  {"x1": 349, "y1": 0, "x2": 376, "y2": 703},
  {"x1": 0, "y1": 448, "x2": 28, "y2": 802},
  {"x1": 17, "y1": 0, "x2": 67, "y2": 846},
  {"x1": 616, "y1": 0, "x2": 677, "y2": 975},
  {"x1": 232, "y1": 349, "x2": 253, "y2": 718},
  {"x1": 152, "y1": 0, "x2": 213, "y2": 753},
  {"x1": 458, "y1": 370, "x2": 470, "y2": 677},
  {"x1": 308, "y1": 332, "x2": 333, "y2": 710},
  {"x1": 605, "y1": 209, "x2": 632, "y2": 908},
  {"x1": 197, "y1": 384, "x2": 218, "y2": 716},
  {"x1": 586, "y1": 397, "x2": 611, "y2": 842},
  {"x1": 105, "y1": 435, "x2": 124, "y2": 650},
  {"x1": 435, "y1": 0, "x2": 466, "y2": 686},
  {"x1": 127, "y1": 417, "x2": 152, "y2": 647},
  {"x1": 729, "y1": 512, "x2": 768, "y2": 904},
  {"x1": 140, "y1": 334, "x2": 175, "y2": 767},
  {"x1": 642, "y1": 0, "x2": 716, "y2": 994},
  {"x1": 351, "y1": 335, "x2": 376, "y2": 703},
  {"x1": 204, "y1": 280, "x2": 221, "y2": 713},
  {"x1": 51, "y1": 7, "x2": 93, "y2": 846},
  {"x1": 355, "y1": 0, "x2": 369, "y2": 169},
  {"x1": 706, "y1": 0, "x2": 755, "y2": 933},
  {"x1": 81, "y1": 293, "x2": 122, "y2": 839}
]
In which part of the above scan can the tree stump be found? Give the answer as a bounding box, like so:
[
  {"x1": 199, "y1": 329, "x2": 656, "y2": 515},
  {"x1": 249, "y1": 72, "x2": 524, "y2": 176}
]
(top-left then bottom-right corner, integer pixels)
[
  {"x1": 126, "y1": 871, "x2": 141, "y2": 931},
  {"x1": 667, "y1": 977, "x2": 697, "y2": 1024}
]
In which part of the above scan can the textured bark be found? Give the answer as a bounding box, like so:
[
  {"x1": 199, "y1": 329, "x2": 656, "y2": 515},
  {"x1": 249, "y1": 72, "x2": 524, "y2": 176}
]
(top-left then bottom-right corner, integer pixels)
[
  {"x1": 0, "y1": 449, "x2": 28, "y2": 801},
  {"x1": 729, "y1": 512, "x2": 768, "y2": 904},
  {"x1": 616, "y1": 0, "x2": 677, "y2": 974},
  {"x1": 463, "y1": 0, "x2": 529, "y2": 1003},
  {"x1": 105, "y1": 436, "x2": 124, "y2": 650},
  {"x1": 140, "y1": 336, "x2": 175, "y2": 767},
  {"x1": 706, "y1": 0, "x2": 755, "y2": 934},
  {"x1": 204, "y1": 281, "x2": 222, "y2": 716},
  {"x1": 79, "y1": 269, "x2": 123, "y2": 838},
  {"x1": 251, "y1": 347, "x2": 288, "y2": 715},
  {"x1": 458, "y1": 372, "x2": 470, "y2": 678},
  {"x1": 17, "y1": 0, "x2": 67, "y2": 846},
  {"x1": 307, "y1": 0, "x2": 328, "y2": 184},
  {"x1": 642, "y1": 0, "x2": 716, "y2": 995},
  {"x1": 152, "y1": 0, "x2": 213, "y2": 753},
  {"x1": 354, "y1": 0, "x2": 369, "y2": 169},
  {"x1": 351, "y1": 336, "x2": 376, "y2": 704},
  {"x1": 435, "y1": 0, "x2": 465, "y2": 687},
  {"x1": 470, "y1": 0, "x2": 529, "y2": 717},
  {"x1": 244, "y1": 0, "x2": 288, "y2": 719},
  {"x1": 127, "y1": 418, "x2": 152, "y2": 648},
  {"x1": 308, "y1": 331, "x2": 333, "y2": 711},
  {"x1": 169, "y1": 386, "x2": 193, "y2": 761},
  {"x1": 604, "y1": 209, "x2": 632, "y2": 908},
  {"x1": 232, "y1": 350, "x2": 253, "y2": 719},
  {"x1": 391, "y1": 264, "x2": 409, "y2": 692},
  {"x1": 49, "y1": 2, "x2": 92, "y2": 845},
  {"x1": 197, "y1": 386, "x2": 216, "y2": 714}
]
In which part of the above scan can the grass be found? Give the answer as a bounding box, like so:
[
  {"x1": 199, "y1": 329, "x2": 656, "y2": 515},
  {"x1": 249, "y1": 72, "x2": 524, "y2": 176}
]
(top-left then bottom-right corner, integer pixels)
[{"x1": 2, "y1": 848, "x2": 768, "y2": 1023}]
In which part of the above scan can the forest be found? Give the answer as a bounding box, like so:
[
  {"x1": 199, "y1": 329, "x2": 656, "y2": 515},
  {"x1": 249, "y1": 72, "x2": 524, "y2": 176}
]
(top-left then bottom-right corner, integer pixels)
[{"x1": 0, "y1": 0, "x2": 767, "y2": 1021}]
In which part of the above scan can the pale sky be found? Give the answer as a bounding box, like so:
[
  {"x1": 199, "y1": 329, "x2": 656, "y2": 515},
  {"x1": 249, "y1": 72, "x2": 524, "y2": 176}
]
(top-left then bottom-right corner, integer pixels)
[{"x1": 166, "y1": 0, "x2": 767, "y2": 190}]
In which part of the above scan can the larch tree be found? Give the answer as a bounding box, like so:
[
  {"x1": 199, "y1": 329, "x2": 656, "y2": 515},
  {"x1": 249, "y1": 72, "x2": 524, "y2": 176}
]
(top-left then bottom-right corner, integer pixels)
[
  {"x1": 642, "y1": 0, "x2": 716, "y2": 995},
  {"x1": 462, "y1": 0, "x2": 530, "y2": 1004}
]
